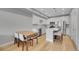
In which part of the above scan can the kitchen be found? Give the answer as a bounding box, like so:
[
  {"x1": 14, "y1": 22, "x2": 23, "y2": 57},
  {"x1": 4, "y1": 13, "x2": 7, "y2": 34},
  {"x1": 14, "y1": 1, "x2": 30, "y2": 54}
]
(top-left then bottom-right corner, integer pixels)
[{"x1": 0, "y1": 8, "x2": 78, "y2": 51}]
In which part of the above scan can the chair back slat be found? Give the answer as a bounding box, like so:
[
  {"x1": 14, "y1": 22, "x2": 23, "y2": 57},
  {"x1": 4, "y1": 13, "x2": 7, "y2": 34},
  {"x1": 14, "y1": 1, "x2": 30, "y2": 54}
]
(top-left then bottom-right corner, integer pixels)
[
  {"x1": 14, "y1": 33, "x2": 19, "y2": 39},
  {"x1": 19, "y1": 34, "x2": 25, "y2": 41}
]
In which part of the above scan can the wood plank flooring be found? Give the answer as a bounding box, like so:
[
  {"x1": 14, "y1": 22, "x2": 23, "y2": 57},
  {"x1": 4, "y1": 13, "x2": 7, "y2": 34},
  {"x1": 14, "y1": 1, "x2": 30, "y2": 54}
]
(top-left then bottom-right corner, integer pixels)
[{"x1": 0, "y1": 35, "x2": 77, "y2": 51}]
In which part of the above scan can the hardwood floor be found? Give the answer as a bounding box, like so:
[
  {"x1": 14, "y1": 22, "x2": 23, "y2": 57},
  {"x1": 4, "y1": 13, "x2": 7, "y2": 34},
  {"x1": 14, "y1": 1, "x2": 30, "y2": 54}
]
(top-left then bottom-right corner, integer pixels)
[{"x1": 0, "y1": 35, "x2": 77, "y2": 51}]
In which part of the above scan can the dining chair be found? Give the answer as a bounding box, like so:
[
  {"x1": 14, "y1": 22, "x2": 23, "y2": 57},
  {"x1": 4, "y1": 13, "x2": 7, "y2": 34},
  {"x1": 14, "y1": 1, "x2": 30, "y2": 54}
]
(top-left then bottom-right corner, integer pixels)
[
  {"x1": 30, "y1": 33, "x2": 38, "y2": 45},
  {"x1": 18, "y1": 33, "x2": 33, "y2": 51},
  {"x1": 14, "y1": 33, "x2": 19, "y2": 44},
  {"x1": 32, "y1": 29, "x2": 39, "y2": 44}
]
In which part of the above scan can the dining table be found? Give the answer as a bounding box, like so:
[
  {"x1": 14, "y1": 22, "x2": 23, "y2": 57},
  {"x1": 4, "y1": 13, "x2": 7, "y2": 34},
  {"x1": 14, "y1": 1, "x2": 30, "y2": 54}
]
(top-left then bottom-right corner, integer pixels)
[{"x1": 16, "y1": 31, "x2": 38, "y2": 51}]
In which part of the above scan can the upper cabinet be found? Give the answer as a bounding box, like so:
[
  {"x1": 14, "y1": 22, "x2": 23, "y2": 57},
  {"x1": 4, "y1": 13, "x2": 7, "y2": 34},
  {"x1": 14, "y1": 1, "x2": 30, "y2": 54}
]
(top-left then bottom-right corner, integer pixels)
[
  {"x1": 32, "y1": 15, "x2": 46, "y2": 25},
  {"x1": 32, "y1": 15, "x2": 39, "y2": 24}
]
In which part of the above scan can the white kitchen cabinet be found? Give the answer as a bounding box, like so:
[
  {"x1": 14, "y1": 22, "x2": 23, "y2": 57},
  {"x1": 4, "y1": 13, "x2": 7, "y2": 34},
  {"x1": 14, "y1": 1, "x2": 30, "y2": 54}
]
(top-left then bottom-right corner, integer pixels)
[
  {"x1": 32, "y1": 15, "x2": 46, "y2": 25},
  {"x1": 46, "y1": 28, "x2": 54, "y2": 42},
  {"x1": 46, "y1": 28, "x2": 59, "y2": 43},
  {"x1": 32, "y1": 15, "x2": 39, "y2": 24}
]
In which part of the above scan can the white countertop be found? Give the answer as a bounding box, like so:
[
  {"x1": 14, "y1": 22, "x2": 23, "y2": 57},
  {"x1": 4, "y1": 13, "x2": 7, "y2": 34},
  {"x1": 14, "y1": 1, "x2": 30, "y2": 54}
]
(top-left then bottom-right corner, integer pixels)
[{"x1": 46, "y1": 27, "x2": 59, "y2": 31}]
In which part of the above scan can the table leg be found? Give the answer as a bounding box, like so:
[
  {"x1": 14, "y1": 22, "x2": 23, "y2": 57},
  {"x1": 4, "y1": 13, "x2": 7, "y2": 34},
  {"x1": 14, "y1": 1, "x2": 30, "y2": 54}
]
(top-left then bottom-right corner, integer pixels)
[
  {"x1": 22, "y1": 42, "x2": 24, "y2": 51},
  {"x1": 31, "y1": 39, "x2": 33, "y2": 46},
  {"x1": 17, "y1": 40, "x2": 20, "y2": 47},
  {"x1": 36, "y1": 38, "x2": 38, "y2": 44},
  {"x1": 26, "y1": 41, "x2": 28, "y2": 51}
]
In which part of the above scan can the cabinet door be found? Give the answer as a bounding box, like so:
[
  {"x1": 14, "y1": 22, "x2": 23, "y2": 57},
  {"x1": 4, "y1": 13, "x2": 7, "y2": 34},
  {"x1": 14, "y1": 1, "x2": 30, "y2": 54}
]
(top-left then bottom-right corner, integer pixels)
[
  {"x1": 32, "y1": 15, "x2": 39, "y2": 24},
  {"x1": 46, "y1": 29, "x2": 54, "y2": 42},
  {"x1": 32, "y1": 15, "x2": 46, "y2": 25},
  {"x1": 39, "y1": 18, "x2": 46, "y2": 25}
]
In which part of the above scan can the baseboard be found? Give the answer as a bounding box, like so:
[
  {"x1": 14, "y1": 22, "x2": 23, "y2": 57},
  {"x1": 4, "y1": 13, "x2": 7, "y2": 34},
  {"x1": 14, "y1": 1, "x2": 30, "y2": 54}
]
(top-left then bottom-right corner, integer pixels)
[{"x1": 0, "y1": 41, "x2": 14, "y2": 47}]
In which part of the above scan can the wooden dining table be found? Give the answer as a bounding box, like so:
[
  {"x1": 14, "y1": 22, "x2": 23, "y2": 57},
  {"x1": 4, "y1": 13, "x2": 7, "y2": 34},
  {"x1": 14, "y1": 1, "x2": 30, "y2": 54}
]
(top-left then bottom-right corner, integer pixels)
[
  {"x1": 16, "y1": 31, "x2": 38, "y2": 51},
  {"x1": 17, "y1": 31, "x2": 36, "y2": 36}
]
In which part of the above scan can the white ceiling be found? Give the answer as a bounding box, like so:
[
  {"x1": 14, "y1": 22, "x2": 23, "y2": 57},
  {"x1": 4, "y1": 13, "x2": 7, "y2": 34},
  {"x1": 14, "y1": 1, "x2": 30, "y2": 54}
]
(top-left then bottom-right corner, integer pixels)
[
  {"x1": 0, "y1": 8, "x2": 72, "y2": 19},
  {"x1": 0, "y1": 8, "x2": 32, "y2": 17},
  {"x1": 31, "y1": 8, "x2": 72, "y2": 18}
]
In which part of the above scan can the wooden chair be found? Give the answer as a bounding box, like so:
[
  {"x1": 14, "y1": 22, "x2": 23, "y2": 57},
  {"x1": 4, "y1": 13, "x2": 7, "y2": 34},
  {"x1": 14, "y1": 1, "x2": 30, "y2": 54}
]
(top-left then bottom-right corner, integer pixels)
[
  {"x1": 53, "y1": 30, "x2": 63, "y2": 43},
  {"x1": 53, "y1": 30, "x2": 61, "y2": 41},
  {"x1": 30, "y1": 33, "x2": 38, "y2": 45},
  {"x1": 18, "y1": 34, "x2": 33, "y2": 51},
  {"x1": 32, "y1": 29, "x2": 39, "y2": 44},
  {"x1": 14, "y1": 33, "x2": 19, "y2": 44}
]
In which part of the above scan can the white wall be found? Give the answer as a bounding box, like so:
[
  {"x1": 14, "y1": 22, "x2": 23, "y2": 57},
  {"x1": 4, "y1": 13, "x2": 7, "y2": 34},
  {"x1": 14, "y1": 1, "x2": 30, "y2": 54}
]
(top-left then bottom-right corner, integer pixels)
[
  {"x1": 0, "y1": 11, "x2": 33, "y2": 45},
  {"x1": 70, "y1": 9, "x2": 79, "y2": 49}
]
